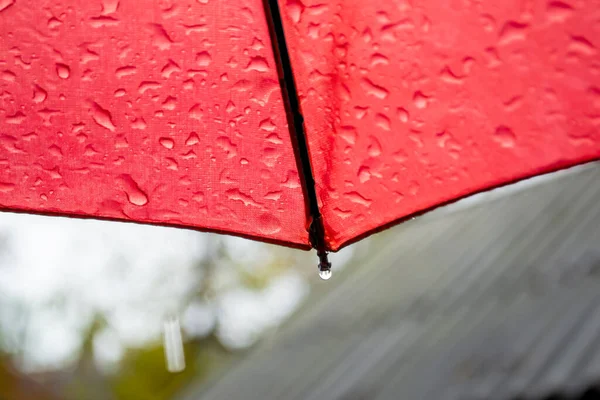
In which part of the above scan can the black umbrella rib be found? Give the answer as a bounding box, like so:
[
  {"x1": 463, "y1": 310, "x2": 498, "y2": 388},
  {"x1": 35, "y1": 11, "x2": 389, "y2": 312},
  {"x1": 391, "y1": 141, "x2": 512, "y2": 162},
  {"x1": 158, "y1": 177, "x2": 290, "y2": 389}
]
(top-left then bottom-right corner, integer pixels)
[{"x1": 262, "y1": 0, "x2": 331, "y2": 272}]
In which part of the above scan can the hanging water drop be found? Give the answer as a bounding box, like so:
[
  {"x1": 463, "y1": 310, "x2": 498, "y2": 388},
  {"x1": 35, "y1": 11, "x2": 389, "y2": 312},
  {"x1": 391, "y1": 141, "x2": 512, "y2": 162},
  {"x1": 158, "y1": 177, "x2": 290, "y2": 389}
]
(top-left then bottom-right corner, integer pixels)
[{"x1": 319, "y1": 269, "x2": 332, "y2": 280}]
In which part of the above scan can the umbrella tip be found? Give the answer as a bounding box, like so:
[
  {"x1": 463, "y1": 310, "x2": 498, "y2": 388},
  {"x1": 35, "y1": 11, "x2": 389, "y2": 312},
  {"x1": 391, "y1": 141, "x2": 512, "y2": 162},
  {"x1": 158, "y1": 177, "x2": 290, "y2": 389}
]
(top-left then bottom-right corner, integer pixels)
[{"x1": 317, "y1": 249, "x2": 332, "y2": 280}]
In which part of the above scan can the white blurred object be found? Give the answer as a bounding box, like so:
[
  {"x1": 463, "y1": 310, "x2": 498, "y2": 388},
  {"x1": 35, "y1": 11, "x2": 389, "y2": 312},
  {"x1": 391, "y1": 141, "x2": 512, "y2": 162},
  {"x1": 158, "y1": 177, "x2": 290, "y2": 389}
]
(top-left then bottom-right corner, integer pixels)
[{"x1": 163, "y1": 316, "x2": 185, "y2": 373}]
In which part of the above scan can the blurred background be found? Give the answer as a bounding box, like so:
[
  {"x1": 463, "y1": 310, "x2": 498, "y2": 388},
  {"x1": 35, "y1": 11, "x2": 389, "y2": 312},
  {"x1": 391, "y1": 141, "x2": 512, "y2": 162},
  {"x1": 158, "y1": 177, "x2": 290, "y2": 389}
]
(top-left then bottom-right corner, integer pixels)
[{"x1": 0, "y1": 162, "x2": 599, "y2": 400}]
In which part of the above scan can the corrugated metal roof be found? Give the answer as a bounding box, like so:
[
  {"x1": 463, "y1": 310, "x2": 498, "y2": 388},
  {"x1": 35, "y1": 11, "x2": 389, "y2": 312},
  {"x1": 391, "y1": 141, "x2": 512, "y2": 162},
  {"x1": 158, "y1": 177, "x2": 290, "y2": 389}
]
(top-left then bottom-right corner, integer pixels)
[{"x1": 183, "y1": 162, "x2": 600, "y2": 400}]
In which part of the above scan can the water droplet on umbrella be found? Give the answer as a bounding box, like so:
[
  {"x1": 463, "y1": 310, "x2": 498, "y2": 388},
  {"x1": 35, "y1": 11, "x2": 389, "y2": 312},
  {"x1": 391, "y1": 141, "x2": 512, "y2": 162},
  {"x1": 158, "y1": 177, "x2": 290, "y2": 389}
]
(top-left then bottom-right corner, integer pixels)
[
  {"x1": 338, "y1": 125, "x2": 357, "y2": 144},
  {"x1": 397, "y1": 107, "x2": 409, "y2": 123},
  {"x1": 33, "y1": 84, "x2": 47, "y2": 103},
  {"x1": 115, "y1": 65, "x2": 137, "y2": 78},
  {"x1": 117, "y1": 174, "x2": 148, "y2": 206},
  {"x1": 546, "y1": 1, "x2": 573, "y2": 23},
  {"x1": 360, "y1": 78, "x2": 389, "y2": 99},
  {"x1": 90, "y1": 102, "x2": 116, "y2": 131},
  {"x1": 244, "y1": 56, "x2": 270, "y2": 72},
  {"x1": 161, "y1": 59, "x2": 181, "y2": 78},
  {"x1": 257, "y1": 213, "x2": 281, "y2": 234},
  {"x1": 0, "y1": 0, "x2": 15, "y2": 13},
  {"x1": 150, "y1": 23, "x2": 174, "y2": 50},
  {"x1": 48, "y1": 17, "x2": 62, "y2": 30},
  {"x1": 162, "y1": 96, "x2": 177, "y2": 110},
  {"x1": 568, "y1": 36, "x2": 596, "y2": 56},
  {"x1": 188, "y1": 104, "x2": 203, "y2": 120},
  {"x1": 375, "y1": 113, "x2": 391, "y2": 131},
  {"x1": 2, "y1": 70, "x2": 16, "y2": 82},
  {"x1": 131, "y1": 117, "x2": 146, "y2": 130},
  {"x1": 286, "y1": 0, "x2": 305, "y2": 23},
  {"x1": 196, "y1": 51, "x2": 212, "y2": 67},
  {"x1": 319, "y1": 269, "x2": 332, "y2": 280},
  {"x1": 0, "y1": 182, "x2": 15, "y2": 193},
  {"x1": 370, "y1": 53, "x2": 389, "y2": 67},
  {"x1": 6, "y1": 111, "x2": 25, "y2": 124},
  {"x1": 56, "y1": 63, "x2": 70, "y2": 79},
  {"x1": 493, "y1": 125, "x2": 516, "y2": 148},
  {"x1": 185, "y1": 132, "x2": 199, "y2": 146},
  {"x1": 259, "y1": 118, "x2": 276, "y2": 132},
  {"x1": 101, "y1": 0, "x2": 120, "y2": 14},
  {"x1": 159, "y1": 137, "x2": 174, "y2": 149},
  {"x1": 498, "y1": 21, "x2": 528, "y2": 46},
  {"x1": 138, "y1": 81, "x2": 161, "y2": 95},
  {"x1": 413, "y1": 91, "x2": 428, "y2": 109}
]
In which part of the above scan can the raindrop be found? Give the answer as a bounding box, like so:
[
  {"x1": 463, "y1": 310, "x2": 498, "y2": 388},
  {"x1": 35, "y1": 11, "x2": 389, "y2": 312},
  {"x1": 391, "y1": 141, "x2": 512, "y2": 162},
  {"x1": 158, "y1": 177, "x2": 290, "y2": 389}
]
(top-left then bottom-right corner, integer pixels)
[
  {"x1": 337, "y1": 126, "x2": 358, "y2": 145},
  {"x1": 259, "y1": 118, "x2": 276, "y2": 132},
  {"x1": 101, "y1": 0, "x2": 120, "y2": 14},
  {"x1": 150, "y1": 23, "x2": 174, "y2": 50},
  {"x1": 138, "y1": 81, "x2": 161, "y2": 94},
  {"x1": 188, "y1": 104, "x2": 203, "y2": 120},
  {"x1": 90, "y1": 101, "x2": 116, "y2": 131},
  {"x1": 358, "y1": 166, "x2": 371, "y2": 183},
  {"x1": 185, "y1": 132, "x2": 199, "y2": 145},
  {"x1": 0, "y1": 182, "x2": 15, "y2": 193},
  {"x1": 115, "y1": 65, "x2": 137, "y2": 78},
  {"x1": 117, "y1": 174, "x2": 148, "y2": 206},
  {"x1": 56, "y1": 63, "x2": 70, "y2": 79},
  {"x1": 216, "y1": 136, "x2": 237, "y2": 158},
  {"x1": 131, "y1": 117, "x2": 146, "y2": 130},
  {"x1": 568, "y1": 36, "x2": 596, "y2": 56},
  {"x1": 286, "y1": 0, "x2": 305, "y2": 23},
  {"x1": 546, "y1": 1, "x2": 573, "y2": 23},
  {"x1": 370, "y1": 53, "x2": 389, "y2": 67},
  {"x1": 319, "y1": 270, "x2": 332, "y2": 280},
  {"x1": 368, "y1": 137, "x2": 382, "y2": 157},
  {"x1": 0, "y1": 135, "x2": 21, "y2": 153},
  {"x1": 354, "y1": 106, "x2": 368, "y2": 120},
  {"x1": 493, "y1": 125, "x2": 516, "y2": 148},
  {"x1": 48, "y1": 17, "x2": 63, "y2": 30},
  {"x1": 244, "y1": 57, "x2": 270, "y2": 72},
  {"x1": 165, "y1": 157, "x2": 179, "y2": 170},
  {"x1": 159, "y1": 137, "x2": 175, "y2": 149},
  {"x1": 375, "y1": 113, "x2": 391, "y2": 131},
  {"x1": 0, "y1": 0, "x2": 15, "y2": 12},
  {"x1": 162, "y1": 96, "x2": 177, "y2": 110},
  {"x1": 196, "y1": 51, "x2": 212, "y2": 67},
  {"x1": 397, "y1": 107, "x2": 409, "y2": 123},
  {"x1": 257, "y1": 213, "x2": 282, "y2": 234},
  {"x1": 2, "y1": 70, "x2": 16, "y2": 82},
  {"x1": 360, "y1": 78, "x2": 389, "y2": 99},
  {"x1": 48, "y1": 144, "x2": 63, "y2": 157},
  {"x1": 413, "y1": 91, "x2": 428, "y2": 109},
  {"x1": 161, "y1": 59, "x2": 181, "y2": 78},
  {"x1": 33, "y1": 84, "x2": 48, "y2": 103},
  {"x1": 498, "y1": 21, "x2": 528, "y2": 46},
  {"x1": 5, "y1": 111, "x2": 26, "y2": 124}
]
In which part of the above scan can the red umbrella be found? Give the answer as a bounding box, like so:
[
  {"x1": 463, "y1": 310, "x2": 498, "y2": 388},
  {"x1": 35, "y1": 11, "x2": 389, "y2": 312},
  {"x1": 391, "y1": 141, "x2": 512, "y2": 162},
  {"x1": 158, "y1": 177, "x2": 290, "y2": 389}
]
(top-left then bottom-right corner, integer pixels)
[{"x1": 1, "y1": 0, "x2": 599, "y2": 277}]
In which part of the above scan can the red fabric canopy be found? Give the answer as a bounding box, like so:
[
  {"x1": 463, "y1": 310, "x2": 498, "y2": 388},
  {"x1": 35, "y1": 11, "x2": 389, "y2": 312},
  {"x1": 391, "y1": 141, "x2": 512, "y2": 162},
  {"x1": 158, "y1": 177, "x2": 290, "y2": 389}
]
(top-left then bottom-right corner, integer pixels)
[
  {"x1": 281, "y1": 0, "x2": 600, "y2": 250},
  {"x1": 0, "y1": 0, "x2": 308, "y2": 248},
  {"x1": 1, "y1": 0, "x2": 599, "y2": 252}
]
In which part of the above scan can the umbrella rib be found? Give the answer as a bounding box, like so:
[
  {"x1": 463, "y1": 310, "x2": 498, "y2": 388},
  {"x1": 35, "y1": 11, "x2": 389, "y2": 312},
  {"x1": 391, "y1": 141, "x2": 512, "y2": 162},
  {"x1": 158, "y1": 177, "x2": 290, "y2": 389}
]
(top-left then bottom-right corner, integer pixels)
[{"x1": 262, "y1": 0, "x2": 331, "y2": 271}]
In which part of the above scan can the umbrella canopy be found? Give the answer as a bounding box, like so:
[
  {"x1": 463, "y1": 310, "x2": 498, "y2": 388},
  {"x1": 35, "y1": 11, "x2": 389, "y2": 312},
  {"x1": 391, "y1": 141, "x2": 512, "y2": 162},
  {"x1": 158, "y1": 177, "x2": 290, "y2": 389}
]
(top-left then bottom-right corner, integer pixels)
[{"x1": 1, "y1": 0, "x2": 599, "y2": 261}]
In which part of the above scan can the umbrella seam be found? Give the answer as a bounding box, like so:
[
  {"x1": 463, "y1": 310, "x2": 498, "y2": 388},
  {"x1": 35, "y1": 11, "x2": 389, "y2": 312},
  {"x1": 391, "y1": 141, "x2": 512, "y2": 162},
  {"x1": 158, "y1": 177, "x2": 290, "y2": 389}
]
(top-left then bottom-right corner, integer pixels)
[{"x1": 262, "y1": 0, "x2": 331, "y2": 264}]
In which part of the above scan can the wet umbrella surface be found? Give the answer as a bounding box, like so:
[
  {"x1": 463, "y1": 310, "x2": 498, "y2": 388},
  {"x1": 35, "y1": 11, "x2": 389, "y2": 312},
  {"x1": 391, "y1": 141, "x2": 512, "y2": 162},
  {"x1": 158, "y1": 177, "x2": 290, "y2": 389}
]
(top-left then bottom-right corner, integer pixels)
[{"x1": 1, "y1": 0, "x2": 600, "y2": 271}]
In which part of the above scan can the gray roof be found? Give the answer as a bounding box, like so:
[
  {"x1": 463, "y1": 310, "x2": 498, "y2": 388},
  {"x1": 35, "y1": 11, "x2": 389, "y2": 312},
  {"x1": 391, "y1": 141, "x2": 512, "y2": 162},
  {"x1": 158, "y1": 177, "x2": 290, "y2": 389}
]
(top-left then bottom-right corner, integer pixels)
[{"x1": 184, "y1": 162, "x2": 600, "y2": 400}]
